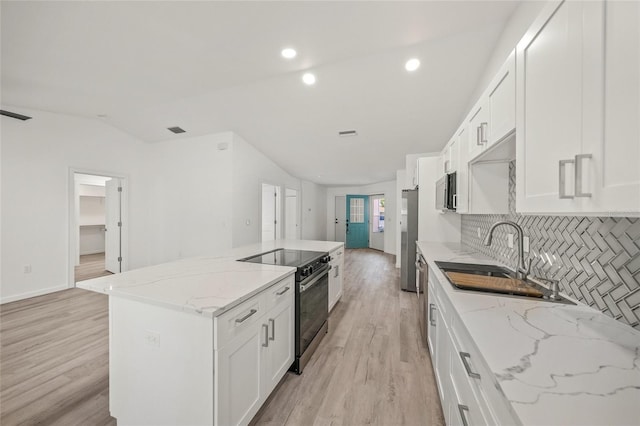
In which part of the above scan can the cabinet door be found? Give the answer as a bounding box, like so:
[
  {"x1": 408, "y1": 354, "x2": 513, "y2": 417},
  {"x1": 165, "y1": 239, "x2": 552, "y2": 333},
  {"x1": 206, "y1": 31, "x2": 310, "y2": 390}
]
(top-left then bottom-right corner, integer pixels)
[
  {"x1": 487, "y1": 50, "x2": 515, "y2": 148},
  {"x1": 449, "y1": 138, "x2": 459, "y2": 173},
  {"x1": 516, "y1": 0, "x2": 604, "y2": 213},
  {"x1": 216, "y1": 324, "x2": 263, "y2": 426},
  {"x1": 582, "y1": 0, "x2": 640, "y2": 213},
  {"x1": 262, "y1": 298, "x2": 294, "y2": 396},
  {"x1": 455, "y1": 125, "x2": 469, "y2": 214},
  {"x1": 467, "y1": 100, "x2": 489, "y2": 161},
  {"x1": 427, "y1": 285, "x2": 436, "y2": 360}
]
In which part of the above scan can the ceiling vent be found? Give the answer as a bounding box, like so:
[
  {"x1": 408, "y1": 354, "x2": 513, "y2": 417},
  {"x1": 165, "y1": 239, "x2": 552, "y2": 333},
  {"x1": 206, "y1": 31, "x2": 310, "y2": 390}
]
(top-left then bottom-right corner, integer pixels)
[
  {"x1": 338, "y1": 130, "x2": 358, "y2": 137},
  {"x1": 1, "y1": 110, "x2": 32, "y2": 121},
  {"x1": 167, "y1": 126, "x2": 186, "y2": 134}
]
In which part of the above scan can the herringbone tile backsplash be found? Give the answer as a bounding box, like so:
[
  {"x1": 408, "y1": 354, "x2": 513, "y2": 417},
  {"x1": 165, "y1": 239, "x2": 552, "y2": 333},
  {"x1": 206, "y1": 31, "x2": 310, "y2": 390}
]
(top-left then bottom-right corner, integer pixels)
[{"x1": 461, "y1": 163, "x2": 640, "y2": 330}]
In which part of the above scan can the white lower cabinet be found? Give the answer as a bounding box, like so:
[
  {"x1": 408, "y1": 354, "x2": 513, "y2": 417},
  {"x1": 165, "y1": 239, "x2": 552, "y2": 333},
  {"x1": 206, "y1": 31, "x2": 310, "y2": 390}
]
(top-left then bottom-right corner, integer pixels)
[
  {"x1": 428, "y1": 271, "x2": 517, "y2": 426},
  {"x1": 328, "y1": 246, "x2": 344, "y2": 312},
  {"x1": 215, "y1": 276, "x2": 295, "y2": 426}
]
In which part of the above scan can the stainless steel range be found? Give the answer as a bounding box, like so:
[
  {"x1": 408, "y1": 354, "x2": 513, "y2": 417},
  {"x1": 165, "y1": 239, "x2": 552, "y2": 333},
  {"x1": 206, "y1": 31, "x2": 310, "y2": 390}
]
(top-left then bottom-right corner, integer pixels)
[{"x1": 239, "y1": 248, "x2": 331, "y2": 374}]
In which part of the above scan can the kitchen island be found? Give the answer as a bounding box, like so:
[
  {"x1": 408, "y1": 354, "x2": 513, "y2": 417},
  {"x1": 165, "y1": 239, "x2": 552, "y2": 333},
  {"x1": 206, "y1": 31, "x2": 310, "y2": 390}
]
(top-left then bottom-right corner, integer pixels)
[
  {"x1": 78, "y1": 239, "x2": 343, "y2": 426},
  {"x1": 418, "y1": 242, "x2": 640, "y2": 426}
]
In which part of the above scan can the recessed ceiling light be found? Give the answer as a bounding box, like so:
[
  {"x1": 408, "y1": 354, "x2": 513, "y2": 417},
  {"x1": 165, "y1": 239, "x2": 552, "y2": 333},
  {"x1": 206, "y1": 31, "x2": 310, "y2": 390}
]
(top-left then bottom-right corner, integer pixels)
[
  {"x1": 281, "y1": 48, "x2": 297, "y2": 59},
  {"x1": 405, "y1": 58, "x2": 421, "y2": 72},
  {"x1": 302, "y1": 73, "x2": 316, "y2": 85}
]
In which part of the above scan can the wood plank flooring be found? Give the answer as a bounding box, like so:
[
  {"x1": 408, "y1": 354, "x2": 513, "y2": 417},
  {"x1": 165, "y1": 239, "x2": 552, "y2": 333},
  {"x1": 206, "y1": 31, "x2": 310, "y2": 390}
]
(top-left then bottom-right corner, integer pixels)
[
  {"x1": 0, "y1": 248, "x2": 443, "y2": 426},
  {"x1": 75, "y1": 253, "x2": 113, "y2": 283},
  {"x1": 0, "y1": 289, "x2": 115, "y2": 426},
  {"x1": 252, "y1": 249, "x2": 444, "y2": 426}
]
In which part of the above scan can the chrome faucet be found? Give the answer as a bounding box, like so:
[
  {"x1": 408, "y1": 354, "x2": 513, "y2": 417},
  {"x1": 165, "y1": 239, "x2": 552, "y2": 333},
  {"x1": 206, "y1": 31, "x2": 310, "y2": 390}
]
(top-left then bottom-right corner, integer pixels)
[{"x1": 482, "y1": 220, "x2": 531, "y2": 280}]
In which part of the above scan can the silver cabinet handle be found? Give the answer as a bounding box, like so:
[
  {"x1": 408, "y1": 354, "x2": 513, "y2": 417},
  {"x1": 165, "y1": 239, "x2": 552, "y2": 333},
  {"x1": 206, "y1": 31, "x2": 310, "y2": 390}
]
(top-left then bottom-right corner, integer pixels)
[
  {"x1": 559, "y1": 159, "x2": 575, "y2": 199},
  {"x1": 480, "y1": 122, "x2": 488, "y2": 143},
  {"x1": 574, "y1": 153, "x2": 592, "y2": 198},
  {"x1": 269, "y1": 318, "x2": 275, "y2": 341},
  {"x1": 460, "y1": 352, "x2": 481, "y2": 379},
  {"x1": 235, "y1": 309, "x2": 257, "y2": 323},
  {"x1": 262, "y1": 323, "x2": 269, "y2": 347},
  {"x1": 458, "y1": 404, "x2": 470, "y2": 426},
  {"x1": 429, "y1": 304, "x2": 436, "y2": 326},
  {"x1": 476, "y1": 126, "x2": 482, "y2": 146},
  {"x1": 276, "y1": 286, "x2": 290, "y2": 296}
]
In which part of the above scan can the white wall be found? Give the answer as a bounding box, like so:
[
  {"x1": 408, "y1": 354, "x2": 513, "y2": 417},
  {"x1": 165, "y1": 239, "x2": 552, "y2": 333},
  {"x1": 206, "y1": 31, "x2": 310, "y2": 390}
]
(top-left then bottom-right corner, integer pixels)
[
  {"x1": 463, "y1": 1, "x2": 546, "y2": 117},
  {"x1": 395, "y1": 170, "x2": 406, "y2": 268},
  {"x1": 300, "y1": 180, "x2": 327, "y2": 241},
  {"x1": 325, "y1": 180, "x2": 396, "y2": 255},
  {"x1": 145, "y1": 132, "x2": 234, "y2": 264},
  {"x1": 1, "y1": 106, "x2": 151, "y2": 303}
]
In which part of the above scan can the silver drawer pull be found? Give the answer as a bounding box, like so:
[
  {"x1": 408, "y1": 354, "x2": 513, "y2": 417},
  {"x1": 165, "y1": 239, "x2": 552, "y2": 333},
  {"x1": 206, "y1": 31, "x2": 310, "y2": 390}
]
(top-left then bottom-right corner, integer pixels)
[
  {"x1": 476, "y1": 126, "x2": 482, "y2": 146},
  {"x1": 276, "y1": 286, "x2": 290, "y2": 296},
  {"x1": 429, "y1": 304, "x2": 436, "y2": 326},
  {"x1": 574, "y1": 153, "x2": 592, "y2": 198},
  {"x1": 262, "y1": 324, "x2": 269, "y2": 347},
  {"x1": 458, "y1": 404, "x2": 470, "y2": 426},
  {"x1": 460, "y1": 352, "x2": 481, "y2": 379},
  {"x1": 559, "y1": 159, "x2": 575, "y2": 199},
  {"x1": 235, "y1": 309, "x2": 257, "y2": 323},
  {"x1": 269, "y1": 318, "x2": 275, "y2": 341}
]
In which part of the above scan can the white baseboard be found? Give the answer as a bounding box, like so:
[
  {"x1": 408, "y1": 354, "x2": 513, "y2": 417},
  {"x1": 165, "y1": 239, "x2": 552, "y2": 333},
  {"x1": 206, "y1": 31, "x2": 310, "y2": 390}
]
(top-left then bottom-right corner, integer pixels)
[{"x1": 1, "y1": 284, "x2": 70, "y2": 304}]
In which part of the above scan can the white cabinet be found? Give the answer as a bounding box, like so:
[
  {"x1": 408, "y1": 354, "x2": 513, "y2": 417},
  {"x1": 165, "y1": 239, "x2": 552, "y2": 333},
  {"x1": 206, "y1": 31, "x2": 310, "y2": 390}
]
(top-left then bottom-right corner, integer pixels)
[
  {"x1": 427, "y1": 270, "x2": 517, "y2": 426},
  {"x1": 328, "y1": 246, "x2": 344, "y2": 312},
  {"x1": 516, "y1": 0, "x2": 638, "y2": 214},
  {"x1": 215, "y1": 276, "x2": 294, "y2": 426},
  {"x1": 467, "y1": 50, "x2": 516, "y2": 163},
  {"x1": 455, "y1": 125, "x2": 469, "y2": 214}
]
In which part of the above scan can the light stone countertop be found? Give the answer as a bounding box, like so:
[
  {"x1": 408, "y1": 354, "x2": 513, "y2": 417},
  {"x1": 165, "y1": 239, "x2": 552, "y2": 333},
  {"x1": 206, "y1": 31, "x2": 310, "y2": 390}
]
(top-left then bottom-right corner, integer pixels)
[
  {"x1": 77, "y1": 239, "x2": 343, "y2": 318},
  {"x1": 417, "y1": 241, "x2": 640, "y2": 426}
]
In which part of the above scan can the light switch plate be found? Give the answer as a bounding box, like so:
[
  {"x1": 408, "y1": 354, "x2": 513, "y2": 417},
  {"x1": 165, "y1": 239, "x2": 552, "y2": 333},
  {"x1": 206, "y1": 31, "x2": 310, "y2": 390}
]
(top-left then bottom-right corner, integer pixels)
[
  {"x1": 507, "y1": 233, "x2": 514, "y2": 249},
  {"x1": 523, "y1": 236, "x2": 530, "y2": 253}
]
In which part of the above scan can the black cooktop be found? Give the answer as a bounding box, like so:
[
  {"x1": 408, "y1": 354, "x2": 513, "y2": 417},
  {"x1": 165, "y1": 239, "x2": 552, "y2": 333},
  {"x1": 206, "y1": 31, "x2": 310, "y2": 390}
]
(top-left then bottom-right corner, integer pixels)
[{"x1": 239, "y1": 249, "x2": 326, "y2": 268}]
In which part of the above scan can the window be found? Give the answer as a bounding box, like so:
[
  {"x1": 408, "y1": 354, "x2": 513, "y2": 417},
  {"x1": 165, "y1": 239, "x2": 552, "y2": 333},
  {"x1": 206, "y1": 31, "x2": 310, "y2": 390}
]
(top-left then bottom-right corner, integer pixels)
[
  {"x1": 349, "y1": 198, "x2": 364, "y2": 223},
  {"x1": 372, "y1": 197, "x2": 385, "y2": 232}
]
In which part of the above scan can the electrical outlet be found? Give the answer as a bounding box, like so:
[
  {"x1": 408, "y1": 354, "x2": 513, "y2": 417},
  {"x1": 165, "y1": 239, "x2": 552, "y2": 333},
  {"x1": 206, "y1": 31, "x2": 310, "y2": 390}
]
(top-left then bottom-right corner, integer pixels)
[
  {"x1": 477, "y1": 227, "x2": 482, "y2": 238},
  {"x1": 23, "y1": 265, "x2": 32, "y2": 274},
  {"x1": 144, "y1": 330, "x2": 160, "y2": 348},
  {"x1": 507, "y1": 233, "x2": 514, "y2": 249},
  {"x1": 523, "y1": 236, "x2": 530, "y2": 253}
]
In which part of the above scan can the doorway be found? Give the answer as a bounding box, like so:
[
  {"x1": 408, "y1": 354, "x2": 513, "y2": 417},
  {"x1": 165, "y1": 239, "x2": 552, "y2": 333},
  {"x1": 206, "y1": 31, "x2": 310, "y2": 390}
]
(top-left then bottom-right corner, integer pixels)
[
  {"x1": 345, "y1": 195, "x2": 369, "y2": 249},
  {"x1": 71, "y1": 171, "x2": 127, "y2": 284},
  {"x1": 262, "y1": 183, "x2": 282, "y2": 242},
  {"x1": 369, "y1": 194, "x2": 385, "y2": 251},
  {"x1": 334, "y1": 196, "x2": 346, "y2": 243},
  {"x1": 284, "y1": 188, "x2": 298, "y2": 240}
]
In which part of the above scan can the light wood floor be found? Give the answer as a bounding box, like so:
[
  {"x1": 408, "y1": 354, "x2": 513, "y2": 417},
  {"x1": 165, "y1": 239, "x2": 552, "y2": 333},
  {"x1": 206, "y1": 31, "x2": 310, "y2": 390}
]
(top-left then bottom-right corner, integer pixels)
[
  {"x1": 0, "y1": 289, "x2": 115, "y2": 426},
  {"x1": 75, "y1": 253, "x2": 113, "y2": 283},
  {"x1": 0, "y1": 249, "x2": 443, "y2": 426},
  {"x1": 252, "y1": 249, "x2": 444, "y2": 426}
]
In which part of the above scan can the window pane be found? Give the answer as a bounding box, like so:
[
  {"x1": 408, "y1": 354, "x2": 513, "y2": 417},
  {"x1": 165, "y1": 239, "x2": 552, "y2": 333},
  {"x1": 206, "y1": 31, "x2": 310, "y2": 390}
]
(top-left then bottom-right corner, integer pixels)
[
  {"x1": 350, "y1": 198, "x2": 364, "y2": 223},
  {"x1": 372, "y1": 198, "x2": 385, "y2": 233}
]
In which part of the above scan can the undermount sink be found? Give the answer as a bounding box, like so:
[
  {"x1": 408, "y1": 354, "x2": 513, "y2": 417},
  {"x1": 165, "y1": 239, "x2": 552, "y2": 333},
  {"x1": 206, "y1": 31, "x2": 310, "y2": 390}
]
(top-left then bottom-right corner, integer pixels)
[{"x1": 435, "y1": 261, "x2": 575, "y2": 305}]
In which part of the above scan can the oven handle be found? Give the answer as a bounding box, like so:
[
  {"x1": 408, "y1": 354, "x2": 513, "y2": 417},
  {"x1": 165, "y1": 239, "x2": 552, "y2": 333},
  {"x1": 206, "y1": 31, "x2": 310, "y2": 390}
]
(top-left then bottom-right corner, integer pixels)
[{"x1": 299, "y1": 265, "x2": 330, "y2": 293}]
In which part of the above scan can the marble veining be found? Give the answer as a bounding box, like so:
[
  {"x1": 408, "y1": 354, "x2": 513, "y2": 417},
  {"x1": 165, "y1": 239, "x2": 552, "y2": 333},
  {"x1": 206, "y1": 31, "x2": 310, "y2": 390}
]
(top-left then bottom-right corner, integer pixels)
[
  {"x1": 418, "y1": 241, "x2": 640, "y2": 425},
  {"x1": 78, "y1": 239, "x2": 343, "y2": 317}
]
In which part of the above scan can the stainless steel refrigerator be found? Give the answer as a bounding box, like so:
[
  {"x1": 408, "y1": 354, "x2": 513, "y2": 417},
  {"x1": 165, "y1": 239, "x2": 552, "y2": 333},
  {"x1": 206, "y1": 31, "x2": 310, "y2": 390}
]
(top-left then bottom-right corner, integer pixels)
[{"x1": 400, "y1": 189, "x2": 420, "y2": 292}]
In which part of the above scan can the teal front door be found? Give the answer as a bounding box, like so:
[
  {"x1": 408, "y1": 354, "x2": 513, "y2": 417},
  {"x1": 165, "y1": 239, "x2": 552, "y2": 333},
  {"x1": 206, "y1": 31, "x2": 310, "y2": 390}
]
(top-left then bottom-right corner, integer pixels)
[{"x1": 346, "y1": 195, "x2": 369, "y2": 248}]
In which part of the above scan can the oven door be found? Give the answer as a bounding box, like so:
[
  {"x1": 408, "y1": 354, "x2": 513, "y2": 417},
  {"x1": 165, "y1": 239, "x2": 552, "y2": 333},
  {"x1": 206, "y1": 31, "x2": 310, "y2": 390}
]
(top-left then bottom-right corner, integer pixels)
[{"x1": 297, "y1": 265, "x2": 329, "y2": 357}]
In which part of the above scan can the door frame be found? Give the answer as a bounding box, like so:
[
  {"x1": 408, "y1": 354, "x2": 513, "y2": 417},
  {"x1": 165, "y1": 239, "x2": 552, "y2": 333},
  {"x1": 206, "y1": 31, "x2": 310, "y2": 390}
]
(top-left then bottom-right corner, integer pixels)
[{"x1": 69, "y1": 168, "x2": 129, "y2": 287}]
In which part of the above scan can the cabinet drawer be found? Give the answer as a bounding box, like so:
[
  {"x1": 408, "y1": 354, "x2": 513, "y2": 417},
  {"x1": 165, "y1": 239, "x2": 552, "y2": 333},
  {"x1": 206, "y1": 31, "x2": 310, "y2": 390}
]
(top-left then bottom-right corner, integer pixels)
[
  {"x1": 215, "y1": 296, "x2": 265, "y2": 350},
  {"x1": 450, "y1": 345, "x2": 488, "y2": 426},
  {"x1": 264, "y1": 275, "x2": 295, "y2": 312}
]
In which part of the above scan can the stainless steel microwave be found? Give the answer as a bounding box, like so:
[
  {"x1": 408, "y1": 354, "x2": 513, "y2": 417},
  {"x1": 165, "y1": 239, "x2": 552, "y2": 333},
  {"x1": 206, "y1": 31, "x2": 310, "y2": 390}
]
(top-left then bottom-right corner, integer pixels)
[{"x1": 435, "y1": 172, "x2": 457, "y2": 211}]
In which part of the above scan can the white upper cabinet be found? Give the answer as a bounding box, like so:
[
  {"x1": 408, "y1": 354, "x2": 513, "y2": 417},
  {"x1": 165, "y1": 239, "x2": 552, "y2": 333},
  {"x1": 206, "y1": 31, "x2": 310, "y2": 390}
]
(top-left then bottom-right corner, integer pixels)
[
  {"x1": 467, "y1": 50, "x2": 516, "y2": 162},
  {"x1": 517, "y1": 0, "x2": 639, "y2": 214}
]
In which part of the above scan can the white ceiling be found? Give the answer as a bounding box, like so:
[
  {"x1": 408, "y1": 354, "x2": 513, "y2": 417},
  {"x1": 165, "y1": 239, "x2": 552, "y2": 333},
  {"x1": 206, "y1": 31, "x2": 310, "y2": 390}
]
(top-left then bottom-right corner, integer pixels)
[{"x1": 1, "y1": 1, "x2": 519, "y2": 186}]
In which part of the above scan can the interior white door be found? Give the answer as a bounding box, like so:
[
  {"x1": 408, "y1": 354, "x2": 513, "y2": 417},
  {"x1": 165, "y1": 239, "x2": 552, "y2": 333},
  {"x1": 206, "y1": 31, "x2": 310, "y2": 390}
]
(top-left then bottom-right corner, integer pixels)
[
  {"x1": 262, "y1": 184, "x2": 281, "y2": 242},
  {"x1": 284, "y1": 188, "x2": 298, "y2": 240},
  {"x1": 334, "y1": 196, "x2": 346, "y2": 243},
  {"x1": 105, "y1": 178, "x2": 121, "y2": 273}
]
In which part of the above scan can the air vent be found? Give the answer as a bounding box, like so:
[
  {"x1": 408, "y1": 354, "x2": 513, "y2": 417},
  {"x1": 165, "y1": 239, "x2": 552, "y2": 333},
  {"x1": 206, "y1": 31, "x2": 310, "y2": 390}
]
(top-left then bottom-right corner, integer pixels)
[
  {"x1": 338, "y1": 130, "x2": 357, "y2": 137},
  {"x1": 1, "y1": 110, "x2": 32, "y2": 121},
  {"x1": 167, "y1": 126, "x2": 186, "y2": 134}
]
